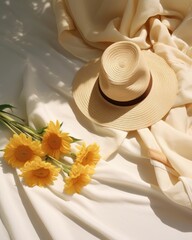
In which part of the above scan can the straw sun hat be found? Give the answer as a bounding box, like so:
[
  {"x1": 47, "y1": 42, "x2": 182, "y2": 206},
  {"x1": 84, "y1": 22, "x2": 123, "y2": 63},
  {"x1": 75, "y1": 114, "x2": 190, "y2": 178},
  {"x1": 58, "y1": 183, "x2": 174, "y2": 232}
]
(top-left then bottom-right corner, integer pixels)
[{"x1": 72, "y1": 41, "x2": 178, "y2": 131}]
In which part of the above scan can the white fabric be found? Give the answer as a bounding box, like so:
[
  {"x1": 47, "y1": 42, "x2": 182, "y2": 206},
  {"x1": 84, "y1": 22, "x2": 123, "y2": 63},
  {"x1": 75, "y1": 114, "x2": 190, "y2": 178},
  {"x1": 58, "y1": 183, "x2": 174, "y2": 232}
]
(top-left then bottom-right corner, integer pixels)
[{"x1": 0, "y1": 1, "x2": 192, "y2": 240}]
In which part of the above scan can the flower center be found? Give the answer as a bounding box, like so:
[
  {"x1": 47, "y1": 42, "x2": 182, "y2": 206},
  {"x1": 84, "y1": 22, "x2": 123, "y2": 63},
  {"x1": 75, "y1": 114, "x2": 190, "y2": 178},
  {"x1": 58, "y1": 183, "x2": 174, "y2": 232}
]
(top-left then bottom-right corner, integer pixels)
[
  {"x1": 33, "y1": 168, "x2": 50, "y2": 178},
  {"x1": 82, "y1": 152, "x2": 92, "y2": 165},
  {"x1": 15, "y1": 145, "x2": 33, "y2": 162},
  {"x1": 48, "y1": 133, "x2": 62, "y2": 150}
]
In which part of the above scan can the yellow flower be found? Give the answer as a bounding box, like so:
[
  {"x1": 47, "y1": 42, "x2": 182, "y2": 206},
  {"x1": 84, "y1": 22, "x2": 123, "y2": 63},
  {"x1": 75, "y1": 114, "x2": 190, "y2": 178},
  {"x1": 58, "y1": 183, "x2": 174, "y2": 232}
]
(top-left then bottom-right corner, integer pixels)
[
  {"x1": 41, "y1": 121, "x2": 72, "y2": 159},
  {"x1": 3, "y1": 133, "x2": 44, "y2": 168},
  {"x1": 75, "y1": 143, "x2": 100, "y2": 167},
  {"x1": 64, "y1": 164, "x2": 94, "y2": 194},
  {"x1": 20, "y1": 157, "x2": 60, "y2": 187}
]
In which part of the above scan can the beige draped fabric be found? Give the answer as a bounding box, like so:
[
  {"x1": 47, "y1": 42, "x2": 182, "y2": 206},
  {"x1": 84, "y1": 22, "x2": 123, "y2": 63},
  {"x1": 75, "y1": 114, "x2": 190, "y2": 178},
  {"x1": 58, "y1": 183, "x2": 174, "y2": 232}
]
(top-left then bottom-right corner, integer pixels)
[
  {"x1": 52, "y1": 0, "x2": 192, "y2": 62},
  {"x1": 52, "y1": 0, "x2": 192, "y2": 209}
]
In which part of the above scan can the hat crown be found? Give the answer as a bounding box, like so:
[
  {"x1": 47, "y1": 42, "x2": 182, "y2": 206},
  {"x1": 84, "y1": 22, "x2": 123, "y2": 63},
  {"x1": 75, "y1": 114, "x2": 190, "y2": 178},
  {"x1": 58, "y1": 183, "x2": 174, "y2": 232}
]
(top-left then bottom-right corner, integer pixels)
[{"x1": 99, "y1": 41, "x2": 151, "y2": 102}]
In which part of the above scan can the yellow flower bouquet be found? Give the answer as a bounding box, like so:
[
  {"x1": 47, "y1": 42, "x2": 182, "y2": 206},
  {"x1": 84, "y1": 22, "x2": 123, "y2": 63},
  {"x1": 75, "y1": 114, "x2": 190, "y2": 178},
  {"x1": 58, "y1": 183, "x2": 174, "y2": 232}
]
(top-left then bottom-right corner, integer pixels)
[{"x1": 0, "y1": 104, "x2": 101, "y2": 194}]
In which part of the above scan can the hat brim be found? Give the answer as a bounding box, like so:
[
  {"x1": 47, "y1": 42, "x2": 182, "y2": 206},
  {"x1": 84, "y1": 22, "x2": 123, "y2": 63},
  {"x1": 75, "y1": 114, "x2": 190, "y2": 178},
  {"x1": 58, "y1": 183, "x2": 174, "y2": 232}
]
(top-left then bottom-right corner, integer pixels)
[{"x1": 72, "y1": 51, "x2": 178, "y2": 131}]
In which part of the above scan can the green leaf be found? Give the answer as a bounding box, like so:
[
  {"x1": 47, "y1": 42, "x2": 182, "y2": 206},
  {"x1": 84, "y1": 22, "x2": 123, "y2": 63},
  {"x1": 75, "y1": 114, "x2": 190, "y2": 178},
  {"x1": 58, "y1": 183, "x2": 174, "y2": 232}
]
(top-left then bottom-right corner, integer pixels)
[
  {"x1": 70, "y1": 136, "x2": 81, "y2": 142},
  {"x1": 37, "y1": 126, "x2": 47, "y2": 135},
  {"x1": 0, "y1": 104, "x2": 14, "y2": 112}
]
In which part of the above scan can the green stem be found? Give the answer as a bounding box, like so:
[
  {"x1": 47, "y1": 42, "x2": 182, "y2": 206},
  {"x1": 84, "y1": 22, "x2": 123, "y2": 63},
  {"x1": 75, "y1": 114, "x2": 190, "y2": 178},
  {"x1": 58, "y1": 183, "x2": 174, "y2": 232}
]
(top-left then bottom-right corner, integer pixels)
[
  {"x1": 14, "y1": 122, "x2": 42, "y2": 140},
  {"x1": 46, "y1": 155, "x2": 71, "y2": 174},
  {"x1": 0, "y1": 113, "x2": 21, "y2": 134},
  {"x1": 0, "y1": 112, "x2": 14, "y2": 122},
  {"x1": 0, "y1": 119, "x2": 17, "y2": 134},
  {"x1": 0, "y1": 111, "x2": 42, "y2": 140},
  {"x1": 1, "y1": 110, "x2": 24, "y2": 122},
  {"x1": 70, "y1": 152, "x2": 76, "y2": 160}
]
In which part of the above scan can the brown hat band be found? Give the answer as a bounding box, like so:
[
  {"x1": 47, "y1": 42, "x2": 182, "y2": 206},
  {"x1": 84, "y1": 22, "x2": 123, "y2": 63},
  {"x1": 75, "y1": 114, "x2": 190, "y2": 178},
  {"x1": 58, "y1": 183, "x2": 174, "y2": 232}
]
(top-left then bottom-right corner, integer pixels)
[{"x1": 98, "y1": 77, "x2": 153, "y2": 107}]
